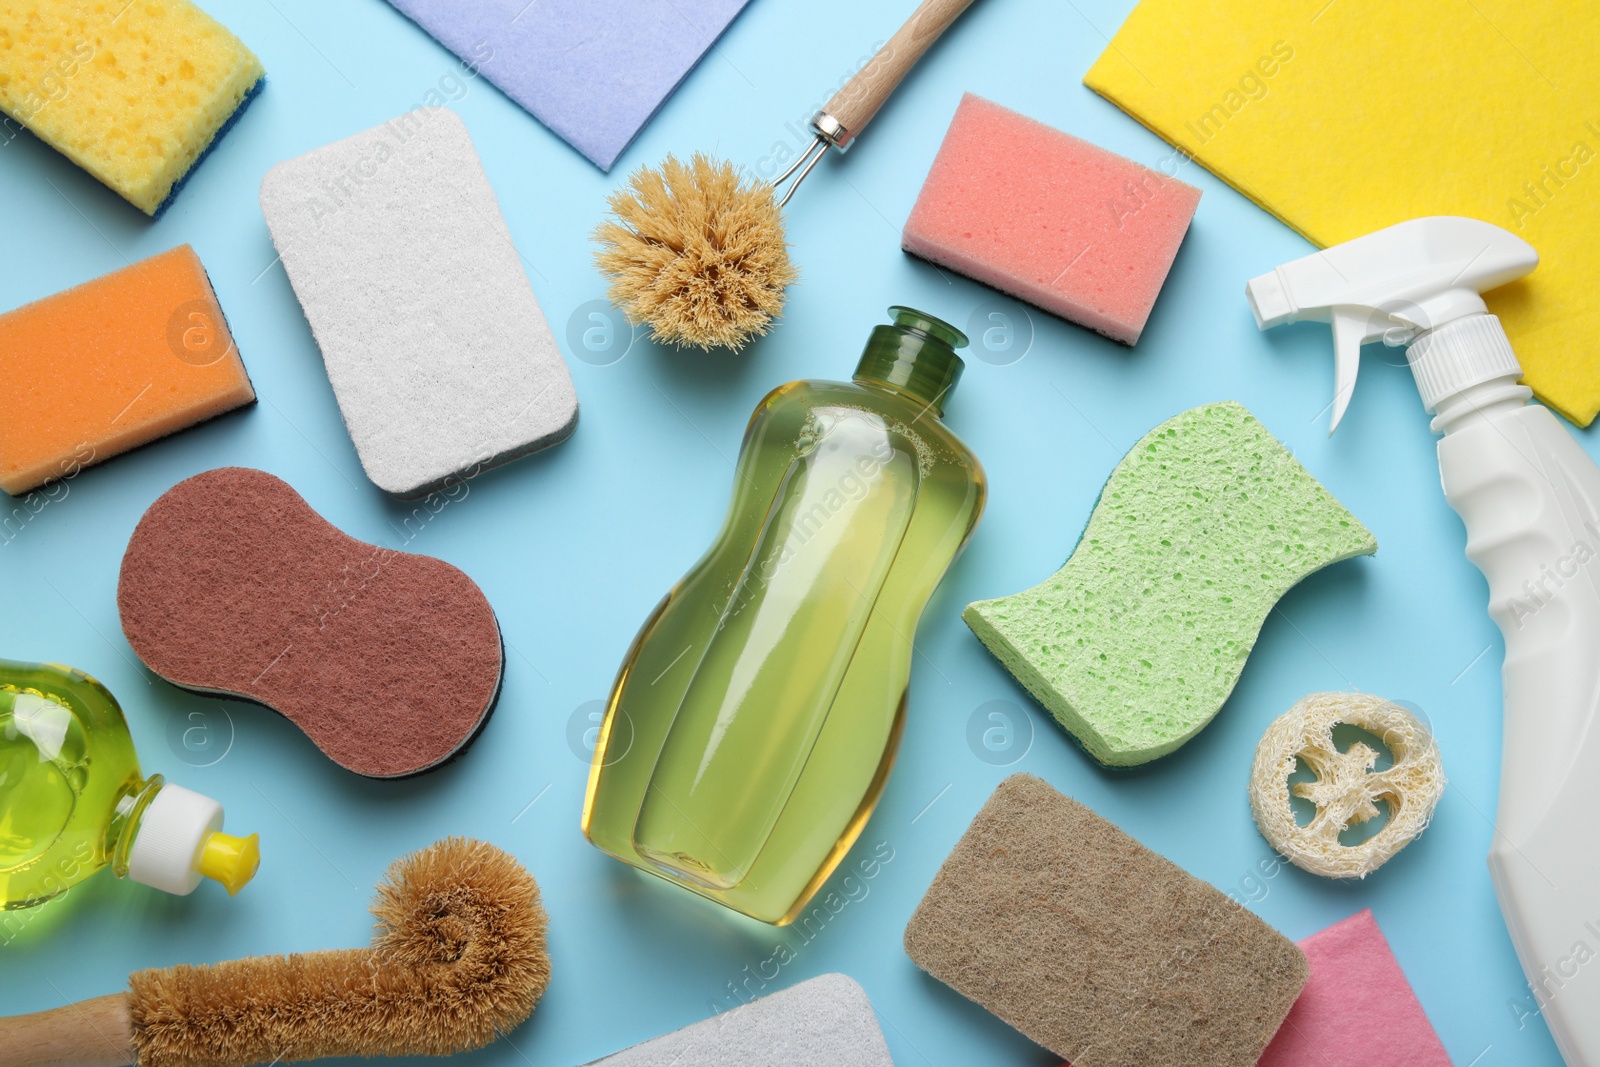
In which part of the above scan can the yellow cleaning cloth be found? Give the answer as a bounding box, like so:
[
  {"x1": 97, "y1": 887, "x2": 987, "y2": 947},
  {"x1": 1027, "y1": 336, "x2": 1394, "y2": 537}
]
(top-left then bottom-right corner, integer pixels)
[{"x1": 1085, "y1": 0, "x2": 1600, "y2": 425}]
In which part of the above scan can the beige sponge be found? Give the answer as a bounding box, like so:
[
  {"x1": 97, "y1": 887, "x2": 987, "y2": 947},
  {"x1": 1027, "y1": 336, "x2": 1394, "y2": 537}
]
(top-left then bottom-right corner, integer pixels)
[{"x1": 904, "y1": 774, "x2": 1308, "y2": 1067}]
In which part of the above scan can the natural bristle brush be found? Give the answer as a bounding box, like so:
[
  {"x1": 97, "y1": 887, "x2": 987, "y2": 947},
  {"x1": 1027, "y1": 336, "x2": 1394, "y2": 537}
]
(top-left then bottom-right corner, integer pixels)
[
  {"x1": 593, "y1": 0, "x2": 982, "y2": 352},
  {"x1": 0, "y1": 839, "x2": 549, "y2": 1067}
]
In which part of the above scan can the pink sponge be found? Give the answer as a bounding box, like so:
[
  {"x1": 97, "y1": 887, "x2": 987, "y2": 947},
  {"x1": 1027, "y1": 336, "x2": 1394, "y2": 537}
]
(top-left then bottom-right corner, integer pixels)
[
  {"x1": 1259, "y1": 909, "x2": 1451, "y2": 1066},
  {"x1": 903, "y1": 93, "x2": 1201, "y2": 345}
]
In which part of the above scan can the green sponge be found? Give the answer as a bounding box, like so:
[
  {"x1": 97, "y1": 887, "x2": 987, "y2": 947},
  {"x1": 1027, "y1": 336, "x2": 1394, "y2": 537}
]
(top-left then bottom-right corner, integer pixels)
[{"x1": 963, "y1": 401, "x2": 1375, "y2": 766}]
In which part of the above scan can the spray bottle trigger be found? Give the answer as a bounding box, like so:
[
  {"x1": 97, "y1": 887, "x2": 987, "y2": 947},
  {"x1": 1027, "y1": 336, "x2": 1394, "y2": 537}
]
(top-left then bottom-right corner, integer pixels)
[
  {"x1": 1249, "y1": 218, "x2": 1538, "y2": 431},
  {"x1": 1328, "y1": 307, "x2": 1383, "y2": 434}
]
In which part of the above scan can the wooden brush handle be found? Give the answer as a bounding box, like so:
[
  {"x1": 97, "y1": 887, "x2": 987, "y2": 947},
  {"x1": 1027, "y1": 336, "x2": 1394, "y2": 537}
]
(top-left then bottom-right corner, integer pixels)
[
  {"x1": 0, "y1": 993, "x2": 135, "y2": 1067},
  {"x1": 819, "y1": 0, "x2": 981, "y2": 147}
]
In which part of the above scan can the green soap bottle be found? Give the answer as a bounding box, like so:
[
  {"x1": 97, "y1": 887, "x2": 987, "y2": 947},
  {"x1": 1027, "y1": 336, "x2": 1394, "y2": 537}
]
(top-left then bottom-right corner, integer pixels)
[
  {"x1": 582, "y1": 307, "x2": 986, "y2": 924},
  {"x1": 0, "y1": 659, "x2": 258, "y2": 912}
]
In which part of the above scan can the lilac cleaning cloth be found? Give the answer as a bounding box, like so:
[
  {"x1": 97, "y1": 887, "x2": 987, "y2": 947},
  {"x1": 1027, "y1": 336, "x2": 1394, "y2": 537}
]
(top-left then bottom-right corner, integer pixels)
[{"x1": 384, "y1": 0, "x2": 751, "y2": 170}]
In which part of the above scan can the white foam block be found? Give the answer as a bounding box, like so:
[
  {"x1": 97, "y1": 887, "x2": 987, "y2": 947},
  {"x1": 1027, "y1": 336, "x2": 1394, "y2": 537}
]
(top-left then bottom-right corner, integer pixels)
[
  {"x1": 585, "y1": 974, "x2": 894, "y2": 1066},
  {"x1": 260, "y1": 107, "x2": 577, "y2": 497}
]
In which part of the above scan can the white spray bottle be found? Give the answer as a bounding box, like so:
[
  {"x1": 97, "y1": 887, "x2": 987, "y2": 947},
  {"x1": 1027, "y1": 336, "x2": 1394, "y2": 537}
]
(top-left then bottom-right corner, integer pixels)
[{"x1": 1248, "y1": 216, "x2": 1600, "y2": 1066}]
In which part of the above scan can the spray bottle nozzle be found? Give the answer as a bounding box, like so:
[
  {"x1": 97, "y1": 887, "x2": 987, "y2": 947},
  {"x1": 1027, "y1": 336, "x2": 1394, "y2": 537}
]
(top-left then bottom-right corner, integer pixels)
[{"x1": 1246, "y1": 217, "x2": 1538, "y2": 433}]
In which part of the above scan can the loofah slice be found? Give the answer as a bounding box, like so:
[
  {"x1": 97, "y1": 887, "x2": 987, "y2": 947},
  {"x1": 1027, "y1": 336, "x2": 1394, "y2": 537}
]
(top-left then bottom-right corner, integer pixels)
[
  {"x1": 963, "y1": 401, "x2": 1376, "y2": 766},
  {"x1": 117, "y1": 468, "x2": 504, "y2": 778},
  {"x1": 1250, "y1": 692, "x2": 1445, "y2": 878},
  {"x1": 905, "y1": 774, "x2": 1308, "y2": 1067}
]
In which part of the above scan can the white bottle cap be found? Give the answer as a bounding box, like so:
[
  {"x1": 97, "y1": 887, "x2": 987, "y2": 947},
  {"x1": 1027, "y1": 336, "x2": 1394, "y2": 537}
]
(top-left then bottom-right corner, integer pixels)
[
  {"x1": 126, "y1": 783, "x2": 223, "y2": 896},
  {"x1": 1405, "y1": 314, "x2": 1523, "y2": 413}
]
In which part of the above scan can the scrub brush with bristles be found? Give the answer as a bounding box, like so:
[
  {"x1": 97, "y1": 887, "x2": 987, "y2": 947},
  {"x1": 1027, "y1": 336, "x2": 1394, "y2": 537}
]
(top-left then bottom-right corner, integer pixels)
[
  {"x1": 0, "y1": 838, "x2": 549, "y2": 1067},
  {"x1": 595, "y1": 153, "x2": 796, "y2": 351},
  {"x1": 592, "y1": 0, "x2": 984, "y2": 352}
]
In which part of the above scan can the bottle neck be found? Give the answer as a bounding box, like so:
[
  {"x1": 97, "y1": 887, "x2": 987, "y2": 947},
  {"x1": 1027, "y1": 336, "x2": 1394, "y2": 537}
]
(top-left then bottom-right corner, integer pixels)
[
  {"x1": 853, "y1": 310, "x2": 966, "y2": 417},
  {"x1": 109, "y1": 774, "x2": 164, "y2": 879},
  {"x1": 1408, "y1": 314, "x2": 1528, "y2": 435},
  {"x1": 1429, "y1": 374, "x2": 1531, "y2": 436}
]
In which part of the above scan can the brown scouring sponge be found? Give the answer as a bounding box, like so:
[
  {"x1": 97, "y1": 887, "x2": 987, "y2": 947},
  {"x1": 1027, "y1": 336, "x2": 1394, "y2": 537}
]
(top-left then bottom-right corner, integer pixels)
[
  {"x1": 903, "y1": 774, "x2": 1308, "y2": 1066},
  {"x1": 118, "y1": 467, "x2": 503, "y2": 778}
]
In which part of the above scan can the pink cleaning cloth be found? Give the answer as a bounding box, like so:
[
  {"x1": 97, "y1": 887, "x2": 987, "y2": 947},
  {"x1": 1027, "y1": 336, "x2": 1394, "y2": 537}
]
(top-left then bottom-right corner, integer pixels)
[
  {"x1": 1258, "y1": 909, "x2": 1452, "y2": 1066},
  {"x1": 902, "y1": 93, "x2": 1200, "y2": 346}
]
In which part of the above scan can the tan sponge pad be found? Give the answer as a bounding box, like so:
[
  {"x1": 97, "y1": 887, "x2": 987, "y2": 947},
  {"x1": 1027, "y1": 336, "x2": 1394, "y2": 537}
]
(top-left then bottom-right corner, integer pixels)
[
  {"x1": 0, "y1": 0, "x2": 263, "y2": 214},
  {"x1": 904, "y1": 774, "x2": 1308, "y2": 1066}
]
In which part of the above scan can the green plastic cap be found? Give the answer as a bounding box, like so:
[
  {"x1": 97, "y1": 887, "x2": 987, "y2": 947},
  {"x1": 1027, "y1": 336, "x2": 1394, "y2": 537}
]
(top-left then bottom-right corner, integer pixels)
[{"x1": 853, "y1": 306, "x2": 968, "y2": 416}]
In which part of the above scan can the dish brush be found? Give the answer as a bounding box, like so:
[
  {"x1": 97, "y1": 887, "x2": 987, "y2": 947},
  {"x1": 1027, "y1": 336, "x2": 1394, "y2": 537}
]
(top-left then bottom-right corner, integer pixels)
[
  {"x1": 0, "y1": 838, "x2": 549, "y2": 1067},
  {"x1": 594, "y1": 0, "x2": 983, "y2": 351}
]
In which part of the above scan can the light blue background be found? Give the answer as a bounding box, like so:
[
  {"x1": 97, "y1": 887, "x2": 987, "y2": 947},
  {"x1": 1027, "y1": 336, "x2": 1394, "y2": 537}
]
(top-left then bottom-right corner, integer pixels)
[{"x1": 0, "y1": 0, "x2": 1577, "y2": 1063}]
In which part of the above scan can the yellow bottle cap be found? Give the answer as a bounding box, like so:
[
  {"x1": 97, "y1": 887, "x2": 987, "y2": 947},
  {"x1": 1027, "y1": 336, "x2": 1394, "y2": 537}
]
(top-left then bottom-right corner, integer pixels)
[{"x1": 198, "y1": 832, "x2": 260, "y2": 896}]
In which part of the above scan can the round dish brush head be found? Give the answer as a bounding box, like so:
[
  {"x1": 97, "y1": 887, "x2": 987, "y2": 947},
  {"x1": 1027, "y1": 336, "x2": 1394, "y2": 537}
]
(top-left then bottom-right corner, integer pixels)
[{"x1": 593, "y1": 152, "x2": 796, "y2": 351}]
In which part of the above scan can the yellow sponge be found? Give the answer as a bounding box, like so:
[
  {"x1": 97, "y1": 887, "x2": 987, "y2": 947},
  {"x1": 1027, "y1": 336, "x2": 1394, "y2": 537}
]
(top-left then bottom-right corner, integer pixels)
[{"x1": 0, "y1": 0, "x2": 263, "y2": 215}]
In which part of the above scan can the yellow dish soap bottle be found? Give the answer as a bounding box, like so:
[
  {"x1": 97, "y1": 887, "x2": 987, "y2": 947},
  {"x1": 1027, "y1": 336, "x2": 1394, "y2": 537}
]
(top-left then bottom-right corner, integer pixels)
[
  {"x1": 582, "y1": 307, "x2": 986, "y2": 924},
  {"x1": 1, "y1": 658, "x2": 258, "y2": 910}
]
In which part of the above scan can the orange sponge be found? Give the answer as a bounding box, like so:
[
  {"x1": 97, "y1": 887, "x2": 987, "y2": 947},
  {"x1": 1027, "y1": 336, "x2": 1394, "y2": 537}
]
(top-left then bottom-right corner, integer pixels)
[{"x1": 0, "y1": 245, "x2": 255, "y2": 496}]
